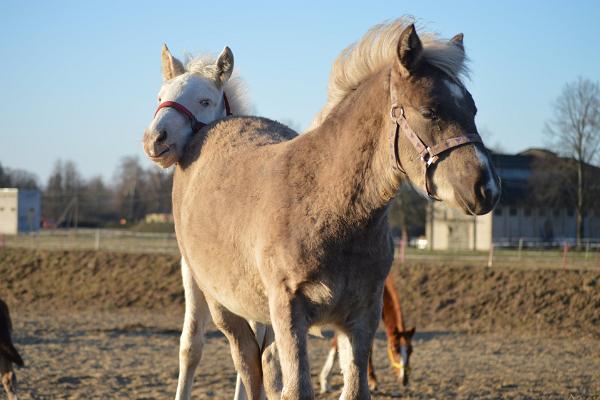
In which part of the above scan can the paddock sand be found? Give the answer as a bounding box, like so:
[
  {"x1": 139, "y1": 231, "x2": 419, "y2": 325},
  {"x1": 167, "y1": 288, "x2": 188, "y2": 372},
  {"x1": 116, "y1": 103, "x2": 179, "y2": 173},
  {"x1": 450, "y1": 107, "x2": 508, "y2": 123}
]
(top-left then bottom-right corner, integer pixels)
[{"x1": 1, "y1": 249, "x2": 600, "y2": 399}]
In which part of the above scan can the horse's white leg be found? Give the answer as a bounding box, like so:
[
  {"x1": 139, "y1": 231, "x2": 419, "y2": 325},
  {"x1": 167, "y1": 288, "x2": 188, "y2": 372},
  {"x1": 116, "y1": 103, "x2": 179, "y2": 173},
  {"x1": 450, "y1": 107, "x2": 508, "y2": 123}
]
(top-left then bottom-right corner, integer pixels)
[
  {"x1": 206, "y1": 299, "x2": 263, "y2": 400},
  {"x1": 337, "y1": 302, "x2": 382, "y2": 400},
  {"x1": 319, "y1": 337, "x2": 338, "y2": 394},
  {"x1": 268, "y1": 292, "x2": 312, "y2": 400},
  {"x1": 261, "y1": 325, "x2": 281, "y2": 399},
  {"x1": 175, "y1": 258, "x2": 211, "y2": 400}
]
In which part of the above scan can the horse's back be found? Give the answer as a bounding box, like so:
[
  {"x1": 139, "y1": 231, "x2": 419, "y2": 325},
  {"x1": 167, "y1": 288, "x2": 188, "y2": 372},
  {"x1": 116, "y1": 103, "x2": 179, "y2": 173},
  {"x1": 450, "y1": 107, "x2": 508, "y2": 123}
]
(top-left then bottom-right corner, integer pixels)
[
  {"x1": 172, "y1": 117, "x2": 299, "y2": 322},
  {"x1": 179, "y1": 116, "x2": 298, "y2": 169}
]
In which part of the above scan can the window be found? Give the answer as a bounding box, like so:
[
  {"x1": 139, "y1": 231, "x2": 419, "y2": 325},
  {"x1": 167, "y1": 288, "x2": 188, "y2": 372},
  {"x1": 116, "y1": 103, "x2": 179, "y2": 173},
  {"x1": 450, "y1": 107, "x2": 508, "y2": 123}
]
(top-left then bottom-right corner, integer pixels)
[
  {"x1": 553, "y1": 209, "x2": 560, "y2": 217},
  {"x1": 539, "y1": 209, "x2": 546, "y2": 217},
  {"x1": 524, "y1": 208, "x2": 532, "y2": 217},
  {"x1": 567, "y1": 209, "x2": 574, "y2": 217},
  {"x1": 494, "y1": 207, "x2": 503, "y2": 216},
  {"x1": 509, "y1": 207, "x2": 518, "y2": 216}
]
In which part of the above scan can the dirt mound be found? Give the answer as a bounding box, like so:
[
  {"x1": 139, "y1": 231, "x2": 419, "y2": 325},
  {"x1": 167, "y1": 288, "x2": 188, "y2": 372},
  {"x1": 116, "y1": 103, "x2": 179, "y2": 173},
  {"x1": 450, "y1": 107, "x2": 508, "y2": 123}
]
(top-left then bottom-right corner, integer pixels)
[
  {"x1": 392, "y1": 262, "x2": 600, "y2": 337},
  {"x1": 0, "y1": 249, "x2": 183, "y2": 310},
  {"x1": 1, "y1": 248, "x2": 598, "y2": 336}
]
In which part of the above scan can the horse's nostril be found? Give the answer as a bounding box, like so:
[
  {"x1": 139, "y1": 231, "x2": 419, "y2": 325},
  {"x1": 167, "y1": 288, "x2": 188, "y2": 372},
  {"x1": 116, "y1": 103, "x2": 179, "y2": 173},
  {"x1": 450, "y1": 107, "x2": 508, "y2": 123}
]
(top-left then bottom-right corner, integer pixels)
[
  {"x1": 481, "y1": 185, "x2": 491, "y2": 200},
  {"x1": 156, "y1": 130, "x2": 168, "y2": 143}
]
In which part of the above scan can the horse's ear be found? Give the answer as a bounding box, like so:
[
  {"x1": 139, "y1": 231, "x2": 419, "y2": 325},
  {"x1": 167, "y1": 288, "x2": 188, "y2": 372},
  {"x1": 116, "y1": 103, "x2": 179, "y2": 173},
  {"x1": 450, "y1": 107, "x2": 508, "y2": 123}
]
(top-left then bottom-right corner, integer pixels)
[
  {"x1": 215, "y1": 46, "x2": 234, "y2": 86},
  {"x1": 397, "y1": 24, "x2": 423, "y2": 76},
  {"x1": 450, "y1": 33, "x2": 464, "y2": 50},
  {"x1": 406, "y1": 327, "x2": 416, "y2": 338},
  {"x1": 161, "y1": 43, "x2": 185, "y2": 81}
]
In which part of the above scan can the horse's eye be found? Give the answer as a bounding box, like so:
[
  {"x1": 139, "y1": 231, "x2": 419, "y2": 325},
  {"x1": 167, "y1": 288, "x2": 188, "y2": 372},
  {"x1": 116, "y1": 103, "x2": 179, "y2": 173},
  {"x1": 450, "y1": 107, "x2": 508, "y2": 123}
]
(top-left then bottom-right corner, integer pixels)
[
  {"x1": 420, "y1": 108, "x2": 436, "y2": 120},
  {"x1": 199, "y1": 99, "x2": 211, "y2": 107},
  {"x1": 158, "y1": 97, "x2": 162, "y2": 103}
]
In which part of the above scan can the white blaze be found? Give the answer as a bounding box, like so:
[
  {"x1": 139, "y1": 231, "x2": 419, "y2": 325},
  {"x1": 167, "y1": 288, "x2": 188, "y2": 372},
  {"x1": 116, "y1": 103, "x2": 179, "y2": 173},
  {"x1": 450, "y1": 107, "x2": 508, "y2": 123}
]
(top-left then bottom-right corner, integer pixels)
[
  {"x1": 444, "y1": 79, "x2": 465, "y2": 103},
  {"x1": 475, "y1": 147, "x2": 500, "y2": 199}
]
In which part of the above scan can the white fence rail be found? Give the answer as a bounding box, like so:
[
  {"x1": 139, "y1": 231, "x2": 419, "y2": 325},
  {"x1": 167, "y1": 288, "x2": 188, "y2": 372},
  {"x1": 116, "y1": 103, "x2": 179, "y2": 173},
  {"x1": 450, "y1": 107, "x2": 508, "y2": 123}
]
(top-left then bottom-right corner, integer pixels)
[
  {"x1": 2, "y1": 230, "x2": 600, "y2": 270},
  {"x1": 0, "y1": 229, "x2": 179, "y2": 254}
]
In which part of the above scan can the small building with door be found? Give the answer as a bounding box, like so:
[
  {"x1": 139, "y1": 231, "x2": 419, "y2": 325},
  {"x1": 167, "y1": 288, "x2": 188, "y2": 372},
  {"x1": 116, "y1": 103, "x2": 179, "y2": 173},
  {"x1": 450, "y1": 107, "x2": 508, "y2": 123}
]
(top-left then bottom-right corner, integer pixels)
[
  {"x1": 425, "y1": 149, "x2": 600, "y2": 250},
  {"x1": 0, "y1": 188, "x2": 42, "y2": 234}
]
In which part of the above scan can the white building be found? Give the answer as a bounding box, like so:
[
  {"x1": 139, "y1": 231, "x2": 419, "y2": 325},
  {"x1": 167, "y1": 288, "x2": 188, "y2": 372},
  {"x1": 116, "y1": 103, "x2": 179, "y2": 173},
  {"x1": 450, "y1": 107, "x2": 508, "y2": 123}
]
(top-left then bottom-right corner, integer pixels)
[
  {"x1": 0, "y1": 188, "x2": 41, "y2": 234},
  {"x1": 426, "y1": 149, "x2": 600, "y2": 250}
]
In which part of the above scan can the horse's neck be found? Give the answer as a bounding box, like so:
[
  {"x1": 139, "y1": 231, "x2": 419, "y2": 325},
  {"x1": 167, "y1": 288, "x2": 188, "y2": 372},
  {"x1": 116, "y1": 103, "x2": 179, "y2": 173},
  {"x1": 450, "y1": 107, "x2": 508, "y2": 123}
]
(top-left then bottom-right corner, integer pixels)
[{"x1": 304, "y1": 68, "x2": 402, "y2": 227}]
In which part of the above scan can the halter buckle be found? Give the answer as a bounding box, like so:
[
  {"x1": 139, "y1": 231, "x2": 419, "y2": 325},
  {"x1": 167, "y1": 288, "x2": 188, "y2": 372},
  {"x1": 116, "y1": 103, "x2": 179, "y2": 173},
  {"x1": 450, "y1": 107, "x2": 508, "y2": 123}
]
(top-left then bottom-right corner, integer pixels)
[{"x1": 390, "y1": 105, "x2": 404, "y2": 120}]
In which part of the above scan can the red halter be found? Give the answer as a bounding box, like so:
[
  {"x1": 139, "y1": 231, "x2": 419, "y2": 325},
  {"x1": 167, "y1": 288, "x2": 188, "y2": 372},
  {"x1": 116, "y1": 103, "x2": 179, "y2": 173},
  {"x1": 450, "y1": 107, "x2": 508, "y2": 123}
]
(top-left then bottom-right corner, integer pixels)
[
  {"x1": 154, "y1": 93, "x2": 232, "y2": 134},
  {"x1": 389, "y1": 76, "x2": 482, "y2": 200}
]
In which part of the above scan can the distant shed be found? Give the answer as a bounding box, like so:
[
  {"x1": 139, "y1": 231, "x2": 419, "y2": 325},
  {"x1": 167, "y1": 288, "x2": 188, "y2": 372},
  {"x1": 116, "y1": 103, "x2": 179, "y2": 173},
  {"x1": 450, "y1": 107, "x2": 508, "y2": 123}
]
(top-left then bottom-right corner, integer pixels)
[{"x1": 0, "y1": 188, "x2": 41, "y2": 234}]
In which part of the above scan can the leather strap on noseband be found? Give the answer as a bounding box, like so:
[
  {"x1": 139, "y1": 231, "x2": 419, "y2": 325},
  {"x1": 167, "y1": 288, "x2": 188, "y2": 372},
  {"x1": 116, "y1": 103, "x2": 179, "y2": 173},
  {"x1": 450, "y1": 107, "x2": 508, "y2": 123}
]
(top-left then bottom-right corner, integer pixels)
[
  {"x1": 155, "y1": 93, "x2": 233, "y2": 134},
  {"x1": 389, "y1": 84, "x2": 482, "y2": 200}
]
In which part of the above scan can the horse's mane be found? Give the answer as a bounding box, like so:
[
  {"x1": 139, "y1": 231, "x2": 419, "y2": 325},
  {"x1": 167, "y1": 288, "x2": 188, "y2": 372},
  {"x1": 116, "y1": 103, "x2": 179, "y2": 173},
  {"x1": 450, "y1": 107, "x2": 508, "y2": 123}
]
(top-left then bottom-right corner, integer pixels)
[
  {"x1": 311, "y1": 17, "x2": 470, "y2": 129},
  {"x1": 184, "y1": 54, "x2": 252, "y2": 116}
]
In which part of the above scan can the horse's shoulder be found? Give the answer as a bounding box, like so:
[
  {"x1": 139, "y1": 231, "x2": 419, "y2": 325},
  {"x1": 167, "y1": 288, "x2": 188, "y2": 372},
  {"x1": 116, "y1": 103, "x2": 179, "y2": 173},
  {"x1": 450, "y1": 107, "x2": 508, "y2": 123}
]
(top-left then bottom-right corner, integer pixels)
[{"x1": 209, "y1": 116, "x2": 297, "y2": 147}]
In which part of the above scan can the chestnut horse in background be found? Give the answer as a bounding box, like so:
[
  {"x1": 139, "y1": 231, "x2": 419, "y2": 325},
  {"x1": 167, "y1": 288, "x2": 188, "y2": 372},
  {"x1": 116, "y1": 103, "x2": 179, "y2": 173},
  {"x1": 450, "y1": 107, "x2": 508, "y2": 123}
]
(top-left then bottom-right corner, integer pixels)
[{"x1": 319, "y1": 276, "x2": 415, "y2": 393}]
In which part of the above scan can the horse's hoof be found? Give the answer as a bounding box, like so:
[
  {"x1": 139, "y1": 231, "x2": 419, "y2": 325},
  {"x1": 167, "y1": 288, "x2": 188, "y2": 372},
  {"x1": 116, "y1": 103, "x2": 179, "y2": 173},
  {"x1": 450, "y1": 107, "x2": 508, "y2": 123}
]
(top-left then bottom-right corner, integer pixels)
[{"x1": 368, "y1": 380, "x2": 378, "y2": 392}]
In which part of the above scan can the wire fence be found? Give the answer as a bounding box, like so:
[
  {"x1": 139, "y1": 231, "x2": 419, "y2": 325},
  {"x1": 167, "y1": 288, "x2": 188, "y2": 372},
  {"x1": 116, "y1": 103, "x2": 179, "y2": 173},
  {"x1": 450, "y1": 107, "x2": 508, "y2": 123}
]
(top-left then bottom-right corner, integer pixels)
[
  {"x1": 2, "y1": 230, "x2": 600, "y2": 271},
  {"x1": 0, "y1": 229, "x2": 179, "y2": 254},
  {"x1": 396, "y1": 239, "x2": 600, "y2": 271}
]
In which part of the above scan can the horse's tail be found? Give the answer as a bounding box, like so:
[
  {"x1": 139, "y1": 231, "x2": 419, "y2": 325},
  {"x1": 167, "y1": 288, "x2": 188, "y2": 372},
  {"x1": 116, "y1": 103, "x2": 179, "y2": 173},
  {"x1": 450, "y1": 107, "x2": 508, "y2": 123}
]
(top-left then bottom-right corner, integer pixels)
[
  {"x1": 0, "y1": 340, "x2": 24, "y2": 367},
  {"x1": 0, "y1": 299, "x2": 24, "y2": 367}
]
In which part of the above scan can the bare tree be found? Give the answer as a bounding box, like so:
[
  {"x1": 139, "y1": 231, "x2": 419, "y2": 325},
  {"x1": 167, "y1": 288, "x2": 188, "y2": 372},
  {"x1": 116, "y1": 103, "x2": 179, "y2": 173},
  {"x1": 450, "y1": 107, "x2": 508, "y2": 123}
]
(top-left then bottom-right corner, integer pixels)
[
  {"x1": 113, "y1": 156, "x2": 148, "y2": 223},
  {"x1": 43, "y1": 160, "x2": 83, "y2": 226},
  {"x1": 545, "y1": 77, "x2": 600, "y2": 246},
  {"x1": 0, "y1": 163, "x2": 11, "y2": 187},
  {"x1": 11, "y1": 171, "x2": 39, "y2": 189}
]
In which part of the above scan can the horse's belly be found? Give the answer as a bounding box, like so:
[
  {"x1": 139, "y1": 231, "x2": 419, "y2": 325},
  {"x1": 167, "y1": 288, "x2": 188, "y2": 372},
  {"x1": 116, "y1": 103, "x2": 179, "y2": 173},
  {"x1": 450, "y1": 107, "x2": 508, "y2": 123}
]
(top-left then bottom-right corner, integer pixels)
[{"x1": 187, "y1": 254, "x2": 271, "y2": 323}]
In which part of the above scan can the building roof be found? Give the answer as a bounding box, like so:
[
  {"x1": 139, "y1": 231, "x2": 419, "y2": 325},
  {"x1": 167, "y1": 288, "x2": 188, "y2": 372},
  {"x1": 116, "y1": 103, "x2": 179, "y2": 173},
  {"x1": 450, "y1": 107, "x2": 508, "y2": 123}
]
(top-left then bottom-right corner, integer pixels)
[{"x1": 488, "y1": 148, "x2": 600, "y2": 207}]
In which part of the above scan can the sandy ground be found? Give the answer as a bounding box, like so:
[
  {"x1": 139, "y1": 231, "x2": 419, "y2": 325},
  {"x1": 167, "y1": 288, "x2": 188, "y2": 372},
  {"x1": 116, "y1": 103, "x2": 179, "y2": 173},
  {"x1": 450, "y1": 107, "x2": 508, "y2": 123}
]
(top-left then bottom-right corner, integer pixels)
[
  {"x1": 1, "y1": 249, "x2": 599, "y2": 399},
  {"x1": 7, "y1": 309, "x2": 600, "y2": 400}
]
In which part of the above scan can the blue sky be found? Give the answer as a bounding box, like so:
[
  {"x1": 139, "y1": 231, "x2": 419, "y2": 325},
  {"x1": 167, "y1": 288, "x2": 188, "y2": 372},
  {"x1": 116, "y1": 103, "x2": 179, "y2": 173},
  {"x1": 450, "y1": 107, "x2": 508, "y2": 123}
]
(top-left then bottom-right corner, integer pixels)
[{"x1": 1, "y1": 0, "x2": 599, "y2": 184}]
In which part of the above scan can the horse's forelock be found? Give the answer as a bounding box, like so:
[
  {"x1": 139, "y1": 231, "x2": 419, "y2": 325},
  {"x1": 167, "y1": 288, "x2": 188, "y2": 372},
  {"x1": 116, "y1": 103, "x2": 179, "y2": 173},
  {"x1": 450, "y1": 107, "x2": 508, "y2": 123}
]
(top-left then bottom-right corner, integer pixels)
[{"x1": 183, "y1": 53, "x2": 252, "y2": 116}]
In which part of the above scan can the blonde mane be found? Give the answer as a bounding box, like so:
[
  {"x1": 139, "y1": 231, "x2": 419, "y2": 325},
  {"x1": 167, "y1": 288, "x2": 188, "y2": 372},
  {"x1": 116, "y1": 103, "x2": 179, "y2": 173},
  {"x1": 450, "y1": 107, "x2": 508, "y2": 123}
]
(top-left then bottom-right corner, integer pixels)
[
  {"x1": 311, "y1": 17, "x2": 469, "y2": 128},
  {"x1": 184, "y1": 54, "x2": 252, "y2": 116}
]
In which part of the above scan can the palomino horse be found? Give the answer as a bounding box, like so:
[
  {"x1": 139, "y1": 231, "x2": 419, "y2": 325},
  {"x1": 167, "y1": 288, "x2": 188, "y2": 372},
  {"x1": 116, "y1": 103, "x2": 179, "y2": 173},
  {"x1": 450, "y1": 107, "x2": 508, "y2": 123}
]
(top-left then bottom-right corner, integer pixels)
[
  {"x1": 143, "y1": 18, "x2": 500, "y2": 400},
  {"x1": 0, "y1": 299, "x2": 24, "y2": 400},
  {"x1": 319, "y1": 276, "x2": 415, "y2": 394}
]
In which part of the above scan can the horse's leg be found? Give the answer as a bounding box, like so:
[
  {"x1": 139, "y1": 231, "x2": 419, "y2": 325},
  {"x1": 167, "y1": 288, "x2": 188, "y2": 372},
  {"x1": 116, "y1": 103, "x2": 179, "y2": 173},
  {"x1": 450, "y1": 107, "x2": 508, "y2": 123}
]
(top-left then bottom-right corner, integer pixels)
[
  {"x1": 319, "y1": 336, "x2": 338, "y2": 394},
  {"x1": 234, "y1": 322, "x2": 270, "y2": 400},
  {"x1": 381, "y1": 276, "x2": 404, "y2": 382},
  {"x1": 261, "y1": 325, "x2": 282, "y2": 399},
  {"x1": 0, "y1": 357, "x2": 17, "y2": 400},
  {"x1": 268, "y1": 292, "x2": 312, "y2": 400},
  {"x1": 337, "y1": 299, "x2": 382, "y2": 400},
  {"x1": 206, "y1": 299, "x2": 263, "y2": 400},
  {"x1": 367, "y1": 347, "x2": 377, "y2": 391},
  {"x1": 175, "y1": 258, "x2": 211, "y2": 400}
]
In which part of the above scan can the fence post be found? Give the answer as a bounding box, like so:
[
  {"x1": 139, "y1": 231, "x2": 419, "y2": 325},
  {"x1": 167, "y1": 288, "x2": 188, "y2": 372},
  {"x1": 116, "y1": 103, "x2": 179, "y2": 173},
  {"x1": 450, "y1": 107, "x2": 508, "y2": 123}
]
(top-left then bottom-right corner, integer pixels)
[
  {"x1": 399, "y1": 236, "x2": 406, "y2": 264},
  {"x1": 94, "y1": 229, "x2": 101, "y2": 251},
  {"x1": 518, "y1": 238, "x2": 523, "y2": 260},
  {"x1": 562, "y1": 242, "x2": 569, "y2": 270},
  {"x1": 585, "y1": 240, "x2": 590, "y2": 260},
  {"x1": 487, "y1": 243, "x2": 494, "y2": 268}
]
